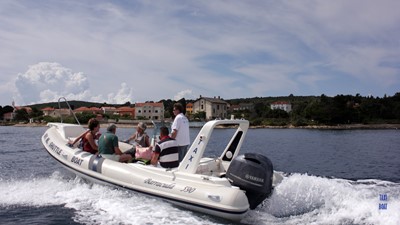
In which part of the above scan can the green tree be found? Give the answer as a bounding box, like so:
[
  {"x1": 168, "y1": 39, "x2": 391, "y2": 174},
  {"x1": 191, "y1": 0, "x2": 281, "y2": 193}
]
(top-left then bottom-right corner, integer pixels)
[
  {"x1": 331, "y1": 95, "x2": 355, "y2": 124},
  {"x1": 304, "y1": 98, "x2": 332, "y2": 124},
  {"x1": 253, "y1": 102, "x2": 266, "y2": 117},
  {"x1": 192, "y1": 111, "x2": 206, "y2": 120},
  {"x1": 177, "y1": 98, "x2": 187, "y2": 114},
  {"x1": 76, "y1": 112, "x2": 97, "y2": 124},
  {"x1": 29, "y1": 107, "x2": 44, "y2": 119},
  {"x1": 0, "y1": 105, "x2": 14, "y2": 119},
  {"x1": 160, "y1": 99, "x2": 174, "y2": 118},
  {"x1": 265, "y1": 109, "x2": 289, "y2": 118},
  {"x1": 14, "y1": 109, "x2": 29, "y2": 122}
]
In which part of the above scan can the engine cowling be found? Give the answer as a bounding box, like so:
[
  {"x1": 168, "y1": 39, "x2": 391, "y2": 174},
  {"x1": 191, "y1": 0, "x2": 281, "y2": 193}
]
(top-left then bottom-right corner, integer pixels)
[{"x1": 226, "y1": 153, "x2": 274, "y2": 209}]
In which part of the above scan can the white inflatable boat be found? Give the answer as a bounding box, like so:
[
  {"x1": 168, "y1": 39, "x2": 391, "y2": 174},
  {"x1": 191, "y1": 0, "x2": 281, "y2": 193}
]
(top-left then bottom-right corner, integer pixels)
[{"x1": 41, "y1": 101, "x2": 282, "y2": 221}]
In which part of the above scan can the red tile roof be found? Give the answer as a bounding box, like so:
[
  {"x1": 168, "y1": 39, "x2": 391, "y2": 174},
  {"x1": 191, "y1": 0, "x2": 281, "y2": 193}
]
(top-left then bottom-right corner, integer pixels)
[{"x1": 135, "y1": 102, "x2": 163, "y2": 107}]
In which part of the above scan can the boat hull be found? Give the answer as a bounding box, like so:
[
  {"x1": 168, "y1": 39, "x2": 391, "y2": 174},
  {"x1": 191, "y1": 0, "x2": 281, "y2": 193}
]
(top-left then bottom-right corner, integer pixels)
[{"x1": 42, "y1": 123, "x2": 249, "y2": 221}]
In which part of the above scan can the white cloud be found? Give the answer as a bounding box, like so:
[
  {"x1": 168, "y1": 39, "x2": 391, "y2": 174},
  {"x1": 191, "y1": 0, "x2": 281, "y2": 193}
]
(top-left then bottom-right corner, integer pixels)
[
  {"x1": 13, "y1": 62, "x2": 134, "y2": 105},
  {"x1": 1, "y1": 1, "x2": 400, "y2": 106},
  {"x1": 14, "y1": 62, "x2": 90, "y2": 105},
  {"x1": 106, "y1": 83, "x2": 134, "y2": 104},
  {"x1": 174, "y1": 89, "x2": 195, "y2": 101}
]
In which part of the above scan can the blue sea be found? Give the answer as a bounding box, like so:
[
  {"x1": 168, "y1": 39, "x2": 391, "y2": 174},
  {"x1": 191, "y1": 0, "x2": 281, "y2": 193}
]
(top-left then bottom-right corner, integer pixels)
[{"x1": 0, "y1": 125, "x2": 399, "y2": 225}]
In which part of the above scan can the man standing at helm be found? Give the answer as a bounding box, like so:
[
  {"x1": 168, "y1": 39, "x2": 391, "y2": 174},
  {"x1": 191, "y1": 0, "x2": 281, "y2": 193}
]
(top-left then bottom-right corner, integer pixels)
[{"x1": 171, "y1": 103, "x2": 190, "y2": 162}]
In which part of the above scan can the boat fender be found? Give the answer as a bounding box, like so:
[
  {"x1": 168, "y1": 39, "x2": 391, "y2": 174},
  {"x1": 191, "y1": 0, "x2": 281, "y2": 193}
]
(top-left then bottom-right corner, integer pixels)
[{"x1": 89, "y1": 154, "x2": 105, "y2": 173}]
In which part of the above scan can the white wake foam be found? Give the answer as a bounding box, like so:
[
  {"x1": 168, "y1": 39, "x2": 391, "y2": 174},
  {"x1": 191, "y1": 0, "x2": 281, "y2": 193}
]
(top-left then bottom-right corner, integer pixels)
[
  {"x1": 243, "y1": 173, "x2": 400, "y2": 225},
  {"x1": 1, "y1": 172, "x2": 399, "y2": 225},
  {"x1": 0, "y1": 171, "x2": 221, "y2": 224}
]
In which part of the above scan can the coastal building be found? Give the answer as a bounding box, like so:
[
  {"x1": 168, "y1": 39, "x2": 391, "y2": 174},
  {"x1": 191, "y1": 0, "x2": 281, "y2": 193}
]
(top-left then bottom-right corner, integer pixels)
[
  {"x1": 135, "y1": 102, "x2": 164, "y2": 120},
  {"x1": 192, "y1": 96, "x2": 228, "y2": 120},
  {"x1": 3, "y1": 101, "x2": 33, "y2": 121},
  {"x1": 44, "y1": 108, "x2": 72, "y2": 118},
  {"x1": 270, "y1": 101, "x2": 292, "y2": 113},
  {"x1": 55, "y1": 108, "x2": 72, "y2": 117},
  {"x1": 42, "y1": 107, "x2": 55, "y2": 116},
  {"x1": 44, "y1": 107, "x2": 102, "y2": 117},
  {"x1": 101, "y1": 106, "x2": 118, "y2": 115},
  {"x1": 74, "y1": 107, "x2": 102, "y2": 115},
  {"x1": 186, "y1": 102, "x2": 193, "y2": 115},
  {"x1": 116, "y1": 107, "x2": 135, "y2": 119},
  {"x1": 3, "y1": 112, "x2": 14, "y2": 121},
  {"x1": 238, "y1": 102, "x2": 254, "y2": 111},
  {"x1": 229, "y1": 104, "x2": 240, "y2": 112},
  {"x1": 74, "y1": 107, "x2": 104, "y2": 121}
]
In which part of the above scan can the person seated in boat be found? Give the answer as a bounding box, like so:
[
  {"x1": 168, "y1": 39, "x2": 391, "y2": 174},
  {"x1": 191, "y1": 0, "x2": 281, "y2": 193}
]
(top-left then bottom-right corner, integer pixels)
[
  {"x1": 98, "y1": 124, "x2": 132, "y2": 163},
  {"x1": 124, "y1": 122, "x2": 150, "y2": 147},
  {"x1": 68, "y1": 118, "x2": 101, "y2": 154},
  {"x1": 151, "y1": 126, "x2": 179, "y2": 168}
]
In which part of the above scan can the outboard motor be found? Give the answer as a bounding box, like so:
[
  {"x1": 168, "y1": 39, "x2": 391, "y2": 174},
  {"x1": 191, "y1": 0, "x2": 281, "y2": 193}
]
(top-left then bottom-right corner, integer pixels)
[{"x1": 226, "y1": 153, "x2": 273, "y2": 209}]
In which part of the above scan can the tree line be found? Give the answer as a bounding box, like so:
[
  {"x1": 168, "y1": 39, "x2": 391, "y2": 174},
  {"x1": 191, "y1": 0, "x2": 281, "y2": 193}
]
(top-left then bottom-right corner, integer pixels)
[
  {"x1": 227, "y1": 93, "x2": 400, "y2": 126},
  {"x1": 1, "y1": 93, "x2": 399, "y2": 126}
]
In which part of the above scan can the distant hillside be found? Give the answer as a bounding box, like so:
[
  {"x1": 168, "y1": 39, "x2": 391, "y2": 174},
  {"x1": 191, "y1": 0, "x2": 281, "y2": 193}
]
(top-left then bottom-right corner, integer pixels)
[
  {"x1": 2, "y1": 93, "x2": 399, "y2": 126},
  {"x1": 225, "y1": 95, "x2": 319, "y2": 105},
  {"x1": 20, "y1": 95, "x2": 339, "y2": 109},
  {"x1": 26, "y1": 100, "x2": 132, "y2": 109}
]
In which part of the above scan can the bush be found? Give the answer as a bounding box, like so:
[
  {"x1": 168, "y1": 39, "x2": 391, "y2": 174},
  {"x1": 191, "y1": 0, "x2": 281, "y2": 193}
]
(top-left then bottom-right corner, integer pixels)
[
  {"x1": 250, "y1": 118, "x2": 263, "y2": 126},
  {"x1": 291, "y1": 118, "x2": 308, "y2": 126}
]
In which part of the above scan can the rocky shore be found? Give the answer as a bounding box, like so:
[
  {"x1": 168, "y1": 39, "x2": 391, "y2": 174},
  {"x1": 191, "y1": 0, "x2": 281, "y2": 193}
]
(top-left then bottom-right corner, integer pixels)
[{"x1": 256, "y1": 123, "x2": 400, "y2": 129}]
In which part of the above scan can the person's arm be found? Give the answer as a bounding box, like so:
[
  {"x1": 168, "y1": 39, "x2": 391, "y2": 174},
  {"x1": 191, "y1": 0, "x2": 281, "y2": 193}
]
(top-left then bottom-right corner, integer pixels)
[
  {"x1": 125, "y1": 133, "x2": 137, "y2": 143},
  {"x1": 145, "y1": 135, "x2": 150, "y2": 147},
  {"x1": 69, "y1": 130, "x2": 89, "y2": 146},
  {"x1": 114, "y1": 146, "x2": 123, "y2": 155},
  {"x1": 151, "y1": 152, "x2": 159, "y2": 166},
  {"x1": 113, "y1": 135, "x2": 123, "y2": 155},
  {"x1": 171, "y1": 116, "x2": 180, "y2": 139},
  {"x1": 170, "y1": 129, "x2": 178, "y2": 139}
]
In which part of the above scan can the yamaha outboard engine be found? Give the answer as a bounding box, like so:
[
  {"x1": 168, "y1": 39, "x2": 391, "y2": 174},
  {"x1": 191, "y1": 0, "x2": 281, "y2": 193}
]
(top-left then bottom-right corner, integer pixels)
[{"x1": 226, "y1": 153, "x2": 274, "y2": 209}]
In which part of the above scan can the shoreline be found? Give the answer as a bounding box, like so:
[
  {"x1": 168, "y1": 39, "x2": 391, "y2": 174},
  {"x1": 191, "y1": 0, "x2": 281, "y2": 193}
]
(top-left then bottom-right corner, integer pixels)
[
  {"x1": 5, "y1": 122, "x2": 400, "y2": 130},
  {"x1": 253, "y1": 123, "x2": 400, "y2": 130}
]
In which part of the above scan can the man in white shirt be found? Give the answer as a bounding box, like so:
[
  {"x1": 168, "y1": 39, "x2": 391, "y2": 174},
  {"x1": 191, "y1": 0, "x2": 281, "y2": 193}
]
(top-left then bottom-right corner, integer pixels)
[{"x1": 171, "y1": 103, "x2": 190, "y2": 162}]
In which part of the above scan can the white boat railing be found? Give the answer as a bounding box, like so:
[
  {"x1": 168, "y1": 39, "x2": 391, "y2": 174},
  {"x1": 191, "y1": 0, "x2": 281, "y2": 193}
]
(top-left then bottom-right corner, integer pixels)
[{"x1": 58, "y1": 97, "x2": 81, "y2": 125}]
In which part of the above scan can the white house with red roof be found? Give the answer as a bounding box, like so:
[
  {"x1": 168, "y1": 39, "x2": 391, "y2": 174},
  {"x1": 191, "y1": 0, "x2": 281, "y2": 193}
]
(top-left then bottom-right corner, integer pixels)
[
  {"x1": 116, "y1": 106, "x2": 135, "y2": 119},
  {"x1": 101, "y1": 106, "x2": 118, "y2": 115},
  {"x1": 135, "y1": 102, "x2": 164, "y2": 120},
  {"x1": 3, "y1": 101, "x2": 33, "y2": 121},
  {"x1": 270, "y1": 101, "x2": 292, "y2": 112},
  {"x1": 193, "y1": 96, "x2": 228, "y2": 119}
]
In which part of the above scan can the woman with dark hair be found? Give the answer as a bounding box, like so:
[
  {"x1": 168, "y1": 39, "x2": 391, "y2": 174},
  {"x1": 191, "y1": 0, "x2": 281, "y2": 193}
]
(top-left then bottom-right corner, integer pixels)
[
  {"x1": 68, "y1": 118, "x2": 100, "y2": 154},
  {"x1": 81, "y1": 118, "x2": 100, "y2": 154}
]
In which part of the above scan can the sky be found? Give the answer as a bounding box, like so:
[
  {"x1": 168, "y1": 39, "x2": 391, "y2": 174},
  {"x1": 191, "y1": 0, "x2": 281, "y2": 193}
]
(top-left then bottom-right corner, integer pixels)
[{"x1": 0, "y1": 0, "x2": 399, "y2": 106}]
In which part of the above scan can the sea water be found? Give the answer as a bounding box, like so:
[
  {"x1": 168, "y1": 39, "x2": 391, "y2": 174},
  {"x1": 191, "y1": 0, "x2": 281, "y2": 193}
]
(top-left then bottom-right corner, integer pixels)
[{"x1": 0, "y1": 126, "x2": 399, "y2": 225}]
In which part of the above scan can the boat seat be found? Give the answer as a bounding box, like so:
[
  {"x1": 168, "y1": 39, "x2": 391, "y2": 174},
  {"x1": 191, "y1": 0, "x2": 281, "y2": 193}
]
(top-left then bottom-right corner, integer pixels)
[
  {"x1": 50, "y1": 123, "x2": 85, "y2": 140},
  {"x1": 195, "y1": 158, "x2": 225, "y2": 176},
  {"x1": 119, "y1": 142, "x2": 135, "y2": 153}
]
